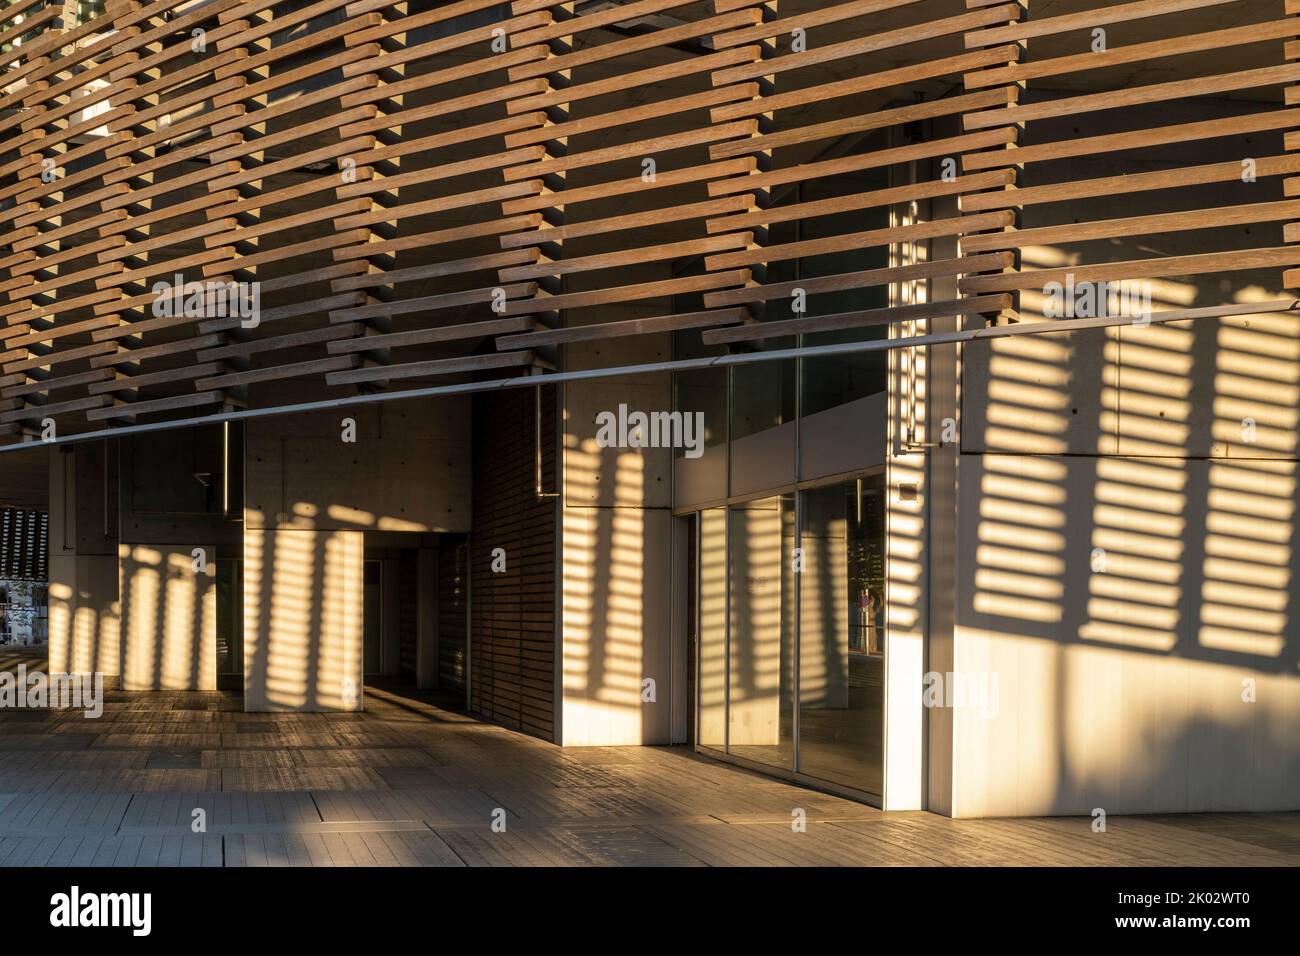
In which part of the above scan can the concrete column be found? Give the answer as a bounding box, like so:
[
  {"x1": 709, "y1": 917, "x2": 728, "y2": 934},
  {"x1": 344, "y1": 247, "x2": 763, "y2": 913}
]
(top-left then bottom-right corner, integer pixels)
[
  {"x1": 559, "y1": 350, "x2": 675, "y2": 746},
  {"x1": 669, "y1": 518, "x2": 690, "y2": 745}
]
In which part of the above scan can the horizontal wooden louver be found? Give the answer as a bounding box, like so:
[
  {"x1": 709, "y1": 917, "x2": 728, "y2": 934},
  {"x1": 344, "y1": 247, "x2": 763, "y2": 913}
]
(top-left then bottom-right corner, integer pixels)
[{"x1": 0, "y1": 0, "x2": 1294, "y2": 445}]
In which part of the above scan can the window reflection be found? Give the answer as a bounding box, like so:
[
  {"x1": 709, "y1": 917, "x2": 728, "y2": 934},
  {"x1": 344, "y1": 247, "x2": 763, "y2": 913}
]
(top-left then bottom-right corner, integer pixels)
[
  {"x1": 727, "y1": 494, "x2": 796, "y2": 769},
  {"x1": 798, "y1": 477, "x2": 886, "y2": 795},
  {"x1": 693, "y1": 475, "x2": 886, "y2": 798},
  {"x1": 798, "y1": 166, "x2": 891, "y2": 418},
  {"x1": 697, "y1": 507, "x2": 728, "y2": 750},
  {"x1": 215, "y1": 558, "x2": 243, "y2": 684}
]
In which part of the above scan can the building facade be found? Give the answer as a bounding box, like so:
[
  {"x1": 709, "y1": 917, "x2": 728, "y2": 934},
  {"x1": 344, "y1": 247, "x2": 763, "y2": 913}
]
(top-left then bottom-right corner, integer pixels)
[{"x1": 2, "y1": 0, "x2": 1298, "y2": 817}]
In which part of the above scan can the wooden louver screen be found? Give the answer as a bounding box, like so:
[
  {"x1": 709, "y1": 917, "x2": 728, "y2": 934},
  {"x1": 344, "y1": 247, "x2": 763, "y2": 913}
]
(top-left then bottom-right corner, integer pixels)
[{"x1": 1, "y1": 0, "x2": 1295, "y2": 443}]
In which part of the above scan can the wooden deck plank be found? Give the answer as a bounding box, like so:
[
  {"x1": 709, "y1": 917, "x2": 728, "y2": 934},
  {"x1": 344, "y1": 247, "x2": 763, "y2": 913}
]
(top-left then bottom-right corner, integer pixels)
[{"x1": 0, "y1": 652, "x2": 1294, "y2": 866}]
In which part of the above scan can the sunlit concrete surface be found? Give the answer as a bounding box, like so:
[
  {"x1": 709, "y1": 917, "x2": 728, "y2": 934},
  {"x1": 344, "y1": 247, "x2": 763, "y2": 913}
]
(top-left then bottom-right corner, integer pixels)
[{"x1": 0, "y1": 650, "x2": 1295, "y2": 867}]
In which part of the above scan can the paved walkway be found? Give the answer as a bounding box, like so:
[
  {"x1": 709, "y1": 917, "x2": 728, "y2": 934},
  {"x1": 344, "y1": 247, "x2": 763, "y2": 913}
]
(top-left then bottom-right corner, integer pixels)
[{"x1": 0, "y1": 648, "x2": 1295, "y2": 866}]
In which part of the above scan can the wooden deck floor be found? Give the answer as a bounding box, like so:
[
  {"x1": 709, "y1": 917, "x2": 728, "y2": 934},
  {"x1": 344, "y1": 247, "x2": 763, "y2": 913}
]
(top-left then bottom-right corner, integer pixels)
[{"x1": 0, "y1": 649, "x2": 1295, "y2": 867}]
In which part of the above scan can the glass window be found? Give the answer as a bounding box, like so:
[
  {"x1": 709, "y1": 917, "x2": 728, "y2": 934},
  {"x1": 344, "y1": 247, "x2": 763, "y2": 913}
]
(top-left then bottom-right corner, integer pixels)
[
  {"x1": 128, "y1": 423, "x2": 243, "y2": 516},
  {"x1": 674, "y1": 287, "x2": 728, "y2": 459},
  {"x1": 727, "y1": 494, "x2": 795, "y2": 769},
  {"x1": 697, "y1": 507, "x2": 728, "y2": 751},
  {"x1": 729, "y1": 357, "x2": 797, "y2": 497},
  {"x1": 215, "y1": 559, "x2": 243, "y2": 678},
  {"x1": 797, "y1": 476, "x2": 886, "y2": 795},
  {"x1": 798, "y1": 166, "x2": 891, "y2": 418},
  {"x1": 76, "y1": 2, "x2": 106, "y2": 25},
  {"x1": 675, "y1": 368, "x2": 727, "y2": 455},
  {"x1": 729, "y1": 358, "x2": 796, "y2": 443}
]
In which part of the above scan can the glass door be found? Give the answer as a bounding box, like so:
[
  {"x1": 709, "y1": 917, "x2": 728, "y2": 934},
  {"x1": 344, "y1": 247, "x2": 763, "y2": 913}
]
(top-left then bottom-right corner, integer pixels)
[
  {"x1": 691, "y1": 472, "x2": 887, "y2": 801},
  {"x1": 727, "y1": 494, "x2": 795, "y2": 770},
  {"x1": 797, "y1": 476, "x2": 886, "y2": 796}
]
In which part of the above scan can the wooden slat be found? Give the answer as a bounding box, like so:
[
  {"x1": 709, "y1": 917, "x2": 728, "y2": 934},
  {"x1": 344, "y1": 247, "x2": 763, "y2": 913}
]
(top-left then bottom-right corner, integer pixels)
[
  {"x1": 701, "y1": 296, "x2": 1013, "y2": 344},
  {"x1": 960, "y1": 248, "x2": 1300, "y2": 294},
  {"x1": 325, "y1": 352, "x2": 537, "y2": 387},
  {"x1": 497, "y1": 309, "x2": 750, "y2": 350},
  {"x1": 966, "y1": 0, "x2": 1233, "y2": 47}
]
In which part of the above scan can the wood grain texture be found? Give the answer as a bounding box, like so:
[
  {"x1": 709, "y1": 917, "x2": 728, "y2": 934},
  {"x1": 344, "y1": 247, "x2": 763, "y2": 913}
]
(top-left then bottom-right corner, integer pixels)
[{"x1": 0, "y1": 0, "x2": 1292, "y2": 440}]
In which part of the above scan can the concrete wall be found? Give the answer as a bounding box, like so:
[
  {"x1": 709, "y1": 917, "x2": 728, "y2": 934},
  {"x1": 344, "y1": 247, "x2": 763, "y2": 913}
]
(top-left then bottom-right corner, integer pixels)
[
  {"x1": 244, "y1": 526, "x2": 365, "y2": 711},
  {"x1": 120, "y1": 544, "x2": 216, "y2": 691},
  {"x1": 46, "y1": 443, "x2": 119, "y2": 680},
  {"x1": 945, "y1": 451, "x2": 1300, "y2": 816},
  {"x1": 927, "y1": 105, "x2": 1300, "y2": 816},
  {"x1": 560, "y1": 340, "x2": 676, "y2": 746},
  {"x1": 244, "y1": 400, "x2": 470, "y2": 535},
  {"x1": 47, "y1": 554, "x2": 120, "y2": 678},
  {"x1": 946, "y1": 311, "x2": 1300, "y2": 815},
  {"x1": 696, "y1": 507, "x2": 727, "y2": 749},
  {"x1": 243, "y1": 398, "x2": 470, "y2": 711},
  {"x1": 115, "y1": 429, "x2": 236, "y2": 692}
]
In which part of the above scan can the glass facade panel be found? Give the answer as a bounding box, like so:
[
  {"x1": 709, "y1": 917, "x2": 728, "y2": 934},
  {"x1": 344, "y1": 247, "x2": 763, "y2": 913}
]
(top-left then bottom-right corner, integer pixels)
[
  {"x1": 729, "y1": 359, "x2": 797, "y2": 497},
  {"x1": 798, "y1": 166, "x2": 891, "y2": 419},
  {"x1": 681, "y1": 139, "x2": 894, "y2": 796},
  {"x1": 797, "y1": 477, "x2": 886, "y2": 795},
  {"x1": 730, "y1": 359, "x2": 796, "y2": 443},
  {"x1": 673, "y1": 287, "x2": 730, "y2": 506},
  {"x1": 691, "y1": 475, "x2": 886, "y2": 798},
  {"x1": 215, "y1": 559, "x2": 243, "y2": 678},
  {"x1": 75, "y1": 2, "x2": 106, "y2": 25},
  {"x1": 726, "y1": 495, "x2": 795, "y2": 769},
  {"x1": 697, "y1": 507, "x2": 728, "y2": 750},
  {"x1": 673, "y1": 287, "x2": 728, "y2": 460}
]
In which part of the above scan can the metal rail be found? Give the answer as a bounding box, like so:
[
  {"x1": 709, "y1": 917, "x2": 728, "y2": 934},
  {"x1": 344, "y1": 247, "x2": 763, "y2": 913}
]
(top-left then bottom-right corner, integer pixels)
[{"x1": 2, "y1": 299, "x2": 1294, "y2": 453}]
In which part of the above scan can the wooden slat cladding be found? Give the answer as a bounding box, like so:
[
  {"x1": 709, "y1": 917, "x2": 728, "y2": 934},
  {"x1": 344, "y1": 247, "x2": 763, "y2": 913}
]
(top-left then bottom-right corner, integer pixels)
[
  {"x1": 193, "y1": 0, "x2": 373, "y2": 397},
  {"x1": 959, "y1": 0, "x2": 1300, "y2": 306},
  {"x1": 487, "y1": 0, "x2": 757, "y2": 349},
  {"x1": 322, "y1": 0, "x2": 552, "y2": 388},
  {"x1": 1, "y1": 1, "x2": 108, "y2": 436},
  {"x1": 469, "y1": 384, "x2": 557, "y2": 741},
  {"x1": 6, "y1": 1, "x2": 249, "y2": 429},
  {"x1": 2, "y1": 0, "x2": 1298, "y2": 442},
  {"x1": 697, "y1": 0, "x2": 1023, "y2": 342}
]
